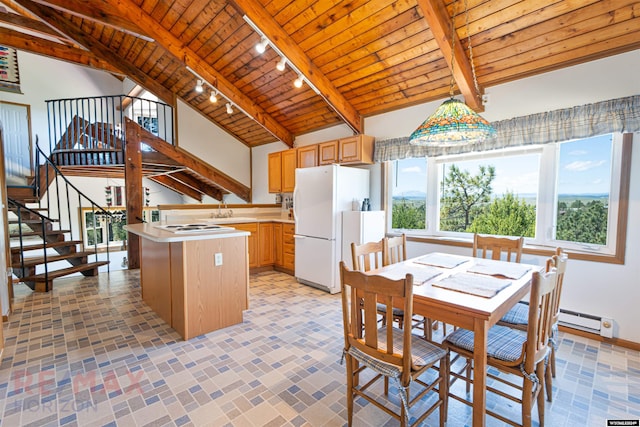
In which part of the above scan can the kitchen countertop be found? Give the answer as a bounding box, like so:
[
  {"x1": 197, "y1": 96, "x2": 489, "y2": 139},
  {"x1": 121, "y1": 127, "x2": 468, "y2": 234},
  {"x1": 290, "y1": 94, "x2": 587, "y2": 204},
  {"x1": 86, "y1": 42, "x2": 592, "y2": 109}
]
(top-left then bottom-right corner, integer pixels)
[
  {"x1": 186, "y1": 216, "x2": 294, "y2": 225},
  {"x1": 124, "y1": 222, "x2": 251, "y2": 243}
]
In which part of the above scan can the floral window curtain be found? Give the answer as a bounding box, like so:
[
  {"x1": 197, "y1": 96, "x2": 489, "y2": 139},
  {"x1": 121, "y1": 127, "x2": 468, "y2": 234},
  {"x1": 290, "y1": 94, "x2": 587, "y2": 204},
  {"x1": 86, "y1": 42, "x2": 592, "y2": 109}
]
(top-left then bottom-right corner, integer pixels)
[
  {"x1": 374, "y1": 95, "x2": 640, "y2": 161},
  {"x1": 0, "y1": 46, "x2": 21, "y2": 94}
]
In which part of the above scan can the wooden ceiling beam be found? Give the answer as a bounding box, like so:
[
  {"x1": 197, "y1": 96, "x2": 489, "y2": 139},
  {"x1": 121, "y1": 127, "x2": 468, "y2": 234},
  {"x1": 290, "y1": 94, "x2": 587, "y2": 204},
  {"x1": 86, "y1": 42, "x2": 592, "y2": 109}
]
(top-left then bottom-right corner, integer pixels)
[
  {"x1": 0, "y1": 9, "x2": 69, "y2": 42},
  {"x1": 232, "y1": 0, "x2": 363, "y2": 134},
  {"x1": 0, "y1": 26, "x2": 120, "y2": 73},
  {"x1": 417, "y1": 0, "x2": 484, "y2": 111},
  {"x1": 25, "y1": 0, "x2": 152, "y2": 41},
  {"x1": 149, "y1": 175, "x2": 204, "y2": 202},
  {"x1": 101, "y1": 0, "x2": 294, "y2": 147},
  {"x1": 168, "y1": 171, "x2": 224, "y2": 201},
  {"x1": 126, "y1": 118, "x2": 251, "y2": 202},
  {"x1": 13, "y1": 0, "x2": 174, "y2": 104}
]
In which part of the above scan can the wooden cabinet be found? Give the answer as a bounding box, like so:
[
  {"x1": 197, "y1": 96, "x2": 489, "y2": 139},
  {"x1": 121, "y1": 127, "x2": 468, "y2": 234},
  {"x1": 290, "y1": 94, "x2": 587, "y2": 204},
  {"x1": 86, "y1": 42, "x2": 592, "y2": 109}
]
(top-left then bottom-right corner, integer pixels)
[
  {"x1": 281, "y1": 149, "x2": 297, "y2": 192},
  {"x1": 259, "y1": 222, "x2": 274, "y2": 266},
  {"x1": 282, "y1": 223, "x2": 295, "y2": 273},
  {"x1": 268, "y1": 149, "x2": 297, "y2": 193},
  {"x1": 268, "y1": 152, "x2": 282, "y2": 193},
  {"x1": 273, "y1": 223, "x2": 283, "y2": 267},
  {"x1": 318, "y1": 135, "x2": 374, "y2": 165},
  {"x1": 318, "y1": 140, "x2": 339, "y2": 165},
  {"x1": 297, "y1": 145, "x2": 318, "y2": 168},
  {"x1": 339, "y1": 135, "x2": 374, "y2": 164},
  {"x1": 227, "y1": 222, "x2": 259, "y2": 268}
]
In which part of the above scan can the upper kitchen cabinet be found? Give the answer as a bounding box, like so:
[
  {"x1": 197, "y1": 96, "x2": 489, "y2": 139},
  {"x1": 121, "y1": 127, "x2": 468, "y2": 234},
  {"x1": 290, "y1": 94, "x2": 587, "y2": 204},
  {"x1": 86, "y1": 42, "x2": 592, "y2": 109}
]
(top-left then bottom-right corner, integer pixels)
[
  {"x1": 297, "y1": 145, "x2": 318, "y2": 168},
  {"x1": 268, "y1": 149, "x2": 297, "y2": 193},
  {"x1": 318, "y1": 135, "x2": 374, "y2": 165}
]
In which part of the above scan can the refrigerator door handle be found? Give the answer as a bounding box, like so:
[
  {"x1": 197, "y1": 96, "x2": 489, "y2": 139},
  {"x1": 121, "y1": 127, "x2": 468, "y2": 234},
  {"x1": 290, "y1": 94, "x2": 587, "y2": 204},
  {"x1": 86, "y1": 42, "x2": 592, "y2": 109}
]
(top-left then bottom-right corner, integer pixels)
[{"x1": 292, "y1": 184, "x2": 299, "y2": 223}]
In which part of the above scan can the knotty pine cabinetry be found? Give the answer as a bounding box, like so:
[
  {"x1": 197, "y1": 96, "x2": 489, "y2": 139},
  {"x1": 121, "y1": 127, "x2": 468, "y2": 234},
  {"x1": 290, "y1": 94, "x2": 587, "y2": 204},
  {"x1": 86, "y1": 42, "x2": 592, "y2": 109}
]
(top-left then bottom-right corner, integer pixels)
[
  {"x1": 268, "y1": 149, "x2": 297, "y2": 193},
  {"x1": 318, "y1": 135, "x2": 374, "y2": 165},
  {"x1": 228, "y1": 221, "x2": 294, "y2": 274},
  {"x1": 297, "y1": 145, "x2": 318, "y2": 168}
]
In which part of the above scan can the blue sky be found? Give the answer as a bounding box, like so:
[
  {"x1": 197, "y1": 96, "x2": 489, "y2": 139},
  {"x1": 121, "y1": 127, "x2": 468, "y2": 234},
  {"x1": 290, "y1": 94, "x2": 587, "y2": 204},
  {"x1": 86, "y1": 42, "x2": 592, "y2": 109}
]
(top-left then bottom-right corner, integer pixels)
[{"x1": 393, "y1": 135, "x2": 612, "y2": 196}]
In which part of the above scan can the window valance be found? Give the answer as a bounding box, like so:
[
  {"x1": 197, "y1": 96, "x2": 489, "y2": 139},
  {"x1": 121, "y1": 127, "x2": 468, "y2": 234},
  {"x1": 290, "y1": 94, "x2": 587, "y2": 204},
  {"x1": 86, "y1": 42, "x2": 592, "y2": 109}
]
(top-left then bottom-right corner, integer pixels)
[{"x1": 374, "y1": 94, "x2": 640, "y2": 162}]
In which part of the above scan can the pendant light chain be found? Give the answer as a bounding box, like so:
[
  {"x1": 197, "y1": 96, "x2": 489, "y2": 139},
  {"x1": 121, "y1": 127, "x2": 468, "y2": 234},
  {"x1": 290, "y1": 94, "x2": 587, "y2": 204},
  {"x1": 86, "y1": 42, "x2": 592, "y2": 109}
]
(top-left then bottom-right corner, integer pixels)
[
  {"x1": 448, "y1": 0, "x2": 458, "y2": 98},
  {"x1": 464, "y1": 0, "x2": 481, "y2": 95}
]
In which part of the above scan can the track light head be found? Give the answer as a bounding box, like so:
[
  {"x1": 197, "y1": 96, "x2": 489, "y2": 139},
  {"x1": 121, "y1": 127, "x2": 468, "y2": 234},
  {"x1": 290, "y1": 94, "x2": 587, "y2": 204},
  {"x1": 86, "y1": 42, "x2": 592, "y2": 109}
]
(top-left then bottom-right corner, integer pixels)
[
  {"x1": 209, "y1": 90, "x2": 218, "y2": 103},
  {"x1": 226, "y1": 103, "x2": 233, "y2": 115},
  {"x1": 195, "y1": 79, "x2": 204, "y2": 93},
  {"x1": 294, "y1": 74, "x2": 304, "y2": 88},
  {"x1": 255, "y1": 37, "x2": 269, "y2": 54},
  {"x1": 276, "y1": 57, "x2": 287, "y2": 72}
]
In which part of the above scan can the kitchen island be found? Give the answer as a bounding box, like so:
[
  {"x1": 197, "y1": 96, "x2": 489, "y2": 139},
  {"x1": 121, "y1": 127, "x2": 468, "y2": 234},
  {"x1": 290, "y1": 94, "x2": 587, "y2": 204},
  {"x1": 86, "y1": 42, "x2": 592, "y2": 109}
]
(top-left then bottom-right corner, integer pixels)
[{"x1": 125, "y1": 222, "x2": 250, "y2": 340}]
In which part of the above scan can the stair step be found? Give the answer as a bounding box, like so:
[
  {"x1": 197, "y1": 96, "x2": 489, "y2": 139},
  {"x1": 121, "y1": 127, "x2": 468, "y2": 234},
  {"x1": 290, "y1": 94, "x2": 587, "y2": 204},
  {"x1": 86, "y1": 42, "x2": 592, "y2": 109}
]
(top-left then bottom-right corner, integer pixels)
[
  {"x1": 9, "y1": 229, "x2": 70, "y2": 238},
  {"x1": 20, "y1": 261, "x2": 110, "y2": 292},
  {"x1": 10, "y1": 240, "x2": 82, "y2": 254},
  {"x1": 15, "y1": 251, "x2": 99, "y2": 268},
  {"x1": 8, "y1": 218, "x2": 57, "y2": 225}
]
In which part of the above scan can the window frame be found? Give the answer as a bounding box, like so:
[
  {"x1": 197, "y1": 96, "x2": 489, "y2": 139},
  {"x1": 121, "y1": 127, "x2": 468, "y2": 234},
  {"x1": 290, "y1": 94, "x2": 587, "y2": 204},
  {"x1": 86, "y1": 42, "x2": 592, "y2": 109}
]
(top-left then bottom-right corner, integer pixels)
[{"x1": 385, "y1": 133, "x2": 632, "y2": 264}]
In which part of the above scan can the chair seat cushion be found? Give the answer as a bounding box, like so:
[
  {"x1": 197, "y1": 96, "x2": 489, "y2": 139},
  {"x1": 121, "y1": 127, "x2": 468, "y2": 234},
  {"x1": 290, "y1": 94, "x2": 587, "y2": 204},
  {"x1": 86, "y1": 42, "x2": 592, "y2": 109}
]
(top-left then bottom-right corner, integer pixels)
[
  {"x1": 500, "y1": 301, "x2": 528, "y2": 325},
  {"x1": 444, "y1": 325, "x2": 526, "y2": 363},
  {"x1": 376, "y1": 303, "x2": 405, "y2": 317},
  {"x1": 377, "y1": 326, "x2": 446, "y2": 367}
]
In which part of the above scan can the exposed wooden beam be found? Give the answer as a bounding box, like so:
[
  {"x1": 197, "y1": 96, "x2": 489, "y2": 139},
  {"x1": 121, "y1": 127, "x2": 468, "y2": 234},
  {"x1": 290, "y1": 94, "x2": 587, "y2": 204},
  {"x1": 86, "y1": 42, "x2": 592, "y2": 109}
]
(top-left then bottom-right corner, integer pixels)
[
  {"x1": 26, "y1": 0, "x2": 153, "y2": 41},
  {"x1": 149, "y1": 175, "x2": 204, "y2": 202},
  {"x1": 0, "y1": 9, "x2": 69, "y2": 42},
  {"x1": 101, "y1": 0, "x2": 294, "y2": 147},
  {"x1": 125, "y1": 118, "x2": 251, "y2": 202},
  {"x1": 417, "y1": 0, "x2": 484, "y2": 111},
  {"x1": 13, "y1": 0, "x2": 174, "y2": 104},
  {"x1": 0, "y1": 26, "x2": 120, "y2": 73},
  {"x1": 167, "y1": 171, "x2": 224, "y2": 201},
  {"x1": 232, "y1": 0, "x2": 363, "y2": 134}
]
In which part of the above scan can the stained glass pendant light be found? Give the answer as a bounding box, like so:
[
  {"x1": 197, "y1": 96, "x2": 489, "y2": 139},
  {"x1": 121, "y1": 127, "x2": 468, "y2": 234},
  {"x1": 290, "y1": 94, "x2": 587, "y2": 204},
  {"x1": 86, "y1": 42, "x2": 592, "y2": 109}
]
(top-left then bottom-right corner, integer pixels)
[{"x1": 410, "y1": 0, "x2": 495, "y2": 146}]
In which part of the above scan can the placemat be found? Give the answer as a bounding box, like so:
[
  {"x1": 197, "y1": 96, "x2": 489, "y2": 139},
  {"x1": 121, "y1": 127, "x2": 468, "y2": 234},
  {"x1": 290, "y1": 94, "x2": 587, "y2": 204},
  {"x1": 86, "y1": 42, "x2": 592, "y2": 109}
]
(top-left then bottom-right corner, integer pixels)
[
  {"x1": 413, "y1": 253, "x2": 469, "y2": 269},
  {"x1": 432, "y1": 273, "x2": 511, "y2": 298},
  {"x1": 466, "y1": 259, "x2": 532, "y2": 279},
  {"x1": 378, "y1": 264, "x2": 442, "y2": 286}
]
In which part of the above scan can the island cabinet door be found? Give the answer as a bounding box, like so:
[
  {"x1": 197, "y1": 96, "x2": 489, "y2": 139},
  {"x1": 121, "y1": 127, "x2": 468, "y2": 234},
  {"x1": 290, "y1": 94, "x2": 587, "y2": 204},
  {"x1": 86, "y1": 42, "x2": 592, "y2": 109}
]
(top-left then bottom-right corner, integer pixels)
[{"x1": 173, "y1": 236, "x2": 249, "y2": 340}]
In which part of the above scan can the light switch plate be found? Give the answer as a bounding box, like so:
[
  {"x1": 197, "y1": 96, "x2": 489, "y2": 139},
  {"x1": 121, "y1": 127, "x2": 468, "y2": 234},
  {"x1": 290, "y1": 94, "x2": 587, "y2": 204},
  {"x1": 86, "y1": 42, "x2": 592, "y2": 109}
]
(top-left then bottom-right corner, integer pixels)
[{"x1": 214, "y1": 253, "x2": 223, "y2": 266}]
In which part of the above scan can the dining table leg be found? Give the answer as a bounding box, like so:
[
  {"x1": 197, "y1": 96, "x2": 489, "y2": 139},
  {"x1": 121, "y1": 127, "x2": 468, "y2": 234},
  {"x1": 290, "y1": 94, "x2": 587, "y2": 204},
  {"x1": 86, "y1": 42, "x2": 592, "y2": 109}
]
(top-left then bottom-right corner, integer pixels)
[{"x1": 472, "y1": 318, "x2": 489, "y2": 426}]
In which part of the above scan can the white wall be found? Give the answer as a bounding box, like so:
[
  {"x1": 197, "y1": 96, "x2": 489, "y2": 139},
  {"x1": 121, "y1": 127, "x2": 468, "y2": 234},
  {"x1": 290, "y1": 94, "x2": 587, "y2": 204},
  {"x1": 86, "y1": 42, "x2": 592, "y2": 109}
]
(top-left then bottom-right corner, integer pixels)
[
  {"x1": 250, "y1": 50, "x2": 640, "y2": 343},
  {"x1": 176, "y1": 99, "x2": 250, "y2": 196}
]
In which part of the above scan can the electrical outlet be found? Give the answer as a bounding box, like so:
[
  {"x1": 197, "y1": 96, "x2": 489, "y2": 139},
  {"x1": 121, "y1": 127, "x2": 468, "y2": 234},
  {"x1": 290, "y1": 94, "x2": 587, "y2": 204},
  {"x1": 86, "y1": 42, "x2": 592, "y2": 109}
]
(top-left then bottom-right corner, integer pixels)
[{"x1": 214, "y1": 253, "x2": 223, "y2": 266}]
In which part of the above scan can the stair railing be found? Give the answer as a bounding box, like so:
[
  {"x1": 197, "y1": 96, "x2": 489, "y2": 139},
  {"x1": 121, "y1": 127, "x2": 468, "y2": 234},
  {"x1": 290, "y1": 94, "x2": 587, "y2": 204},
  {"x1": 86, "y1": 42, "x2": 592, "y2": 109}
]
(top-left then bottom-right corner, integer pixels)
[
  {"x1": 7, "y1": 198, "x2": 53, "y2": 285},
  {"x1": 33, "y1": 141, "x2": 113, "y2": 273}
]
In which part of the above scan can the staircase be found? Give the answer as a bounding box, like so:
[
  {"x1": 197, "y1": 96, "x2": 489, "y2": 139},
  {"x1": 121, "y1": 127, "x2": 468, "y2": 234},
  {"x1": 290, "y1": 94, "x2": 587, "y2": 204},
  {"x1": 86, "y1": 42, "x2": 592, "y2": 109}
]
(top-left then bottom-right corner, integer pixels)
[{"x1": 8, "y1": 197, "x2": 109, "y2": 293}]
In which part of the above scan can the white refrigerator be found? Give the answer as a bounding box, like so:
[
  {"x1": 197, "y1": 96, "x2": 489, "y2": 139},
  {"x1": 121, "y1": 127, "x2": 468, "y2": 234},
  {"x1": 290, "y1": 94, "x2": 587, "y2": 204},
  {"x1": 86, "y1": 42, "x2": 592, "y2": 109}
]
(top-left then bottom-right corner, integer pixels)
[
  {"x1": 341, "y1": 210, "x2": 386, "y2": 270},
  {"x1": 293, "y1": 164, "x2": 370, "y2": 294}
]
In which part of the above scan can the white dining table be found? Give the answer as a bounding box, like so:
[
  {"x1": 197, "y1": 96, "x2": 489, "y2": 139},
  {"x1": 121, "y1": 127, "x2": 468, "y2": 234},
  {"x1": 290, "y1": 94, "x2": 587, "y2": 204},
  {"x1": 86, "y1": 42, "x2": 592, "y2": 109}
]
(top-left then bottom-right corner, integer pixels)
[{"x1": 371, "y1": 252, "x2": 541, "y2": 427}]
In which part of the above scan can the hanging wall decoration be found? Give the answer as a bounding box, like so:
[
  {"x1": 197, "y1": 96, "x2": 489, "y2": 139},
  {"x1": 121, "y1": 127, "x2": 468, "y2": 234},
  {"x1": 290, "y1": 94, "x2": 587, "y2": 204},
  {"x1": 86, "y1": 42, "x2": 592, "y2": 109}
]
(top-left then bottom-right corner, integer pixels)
[
  {"x1": 105, "y1": 186, "x2": 112, "y2": 207},
  {"x1": 0, "y1": 46, "x2": 21, "y2": 94}
]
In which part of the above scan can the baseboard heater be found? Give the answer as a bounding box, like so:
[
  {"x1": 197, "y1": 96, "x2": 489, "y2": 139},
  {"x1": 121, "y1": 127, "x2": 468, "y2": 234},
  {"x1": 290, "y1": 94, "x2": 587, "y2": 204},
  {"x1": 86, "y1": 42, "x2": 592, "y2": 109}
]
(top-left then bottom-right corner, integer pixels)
[{"x1": 558, "y1": 309, "x2": 613, "y2": 338}]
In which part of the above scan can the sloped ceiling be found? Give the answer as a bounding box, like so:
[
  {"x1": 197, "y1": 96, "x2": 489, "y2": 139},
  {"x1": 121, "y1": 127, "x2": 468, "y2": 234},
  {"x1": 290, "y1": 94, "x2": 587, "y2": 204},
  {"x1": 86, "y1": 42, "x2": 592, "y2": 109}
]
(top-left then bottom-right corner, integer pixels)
[{"x1": 1, "y1": 0, "x2": 639, "y2": 148}]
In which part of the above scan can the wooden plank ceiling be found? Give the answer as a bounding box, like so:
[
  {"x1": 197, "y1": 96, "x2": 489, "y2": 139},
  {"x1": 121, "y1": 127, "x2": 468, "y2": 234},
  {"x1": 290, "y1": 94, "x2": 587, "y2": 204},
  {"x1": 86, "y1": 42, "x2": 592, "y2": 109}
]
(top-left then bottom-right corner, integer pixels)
[{"x1": 1, "y1": 0, "x2": 639, "y2": 148}]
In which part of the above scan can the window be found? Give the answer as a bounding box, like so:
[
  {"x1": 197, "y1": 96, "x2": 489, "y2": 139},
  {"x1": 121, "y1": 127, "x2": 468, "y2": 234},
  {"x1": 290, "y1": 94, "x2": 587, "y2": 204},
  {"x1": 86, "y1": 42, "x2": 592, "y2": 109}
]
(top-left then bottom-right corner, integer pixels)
[
  {"x1": 388, "y1": 133, "x2": 630, "y2": 257},
  {"x1": 390, "y1": 158, "x2": 427, "y2": 230},
  {"x1": 81, "y1": 207, "x2": 159, "y2": 251}
]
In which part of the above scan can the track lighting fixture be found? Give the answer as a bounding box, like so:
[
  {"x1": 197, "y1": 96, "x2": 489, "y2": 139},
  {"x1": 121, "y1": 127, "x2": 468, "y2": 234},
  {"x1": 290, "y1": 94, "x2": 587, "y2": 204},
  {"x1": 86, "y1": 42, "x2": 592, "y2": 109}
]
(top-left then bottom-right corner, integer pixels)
[
  {"x1": 255, "y1": 37, "x2": 269, "y2": 54},
  {"x1": 195, "y1": 79, "x2": 204, "y2": 93},
  {"x1": 276, "y1": 57, "x2": 287, "y2": 72},
  {"x1": 294, "y1": 74, "x2": 304, "y2": 88},
  {"x1": 209, "y1": 90, "x2": 218, "y2": 103},
  {"x1": 226, "y1": 103, "x2": 233, "y2": 115}
]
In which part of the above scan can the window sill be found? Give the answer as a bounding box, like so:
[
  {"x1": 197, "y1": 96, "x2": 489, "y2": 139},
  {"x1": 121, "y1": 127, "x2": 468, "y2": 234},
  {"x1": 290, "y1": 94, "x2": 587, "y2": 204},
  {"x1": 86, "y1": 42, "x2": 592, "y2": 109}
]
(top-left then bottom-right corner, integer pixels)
[{"x1": 401, "y1": 234, "x2": 625, "y2": 265}]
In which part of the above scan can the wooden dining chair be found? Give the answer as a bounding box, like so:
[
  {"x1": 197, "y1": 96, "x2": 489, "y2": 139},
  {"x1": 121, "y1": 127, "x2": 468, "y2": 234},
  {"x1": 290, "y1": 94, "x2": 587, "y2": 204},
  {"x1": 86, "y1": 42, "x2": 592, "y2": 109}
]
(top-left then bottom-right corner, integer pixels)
[
  {"x1": 473, "y1": 233, "x2": 524, "y2": 263},
  {"x1": 498, "y1": 248, "x2": 567, "y2": 402},
  {"x1": 339, "y1": 261, "x2": 448, "y2": 427},
  {"x1": 351, "y1": 240, "x2": 404, "y2": 328},
  {"x1": 383, "y1": 234, "x2": 436, "y2": 341},
  {"x1": 443, "y1": 263, "x2": 559, "y2": 427}
]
